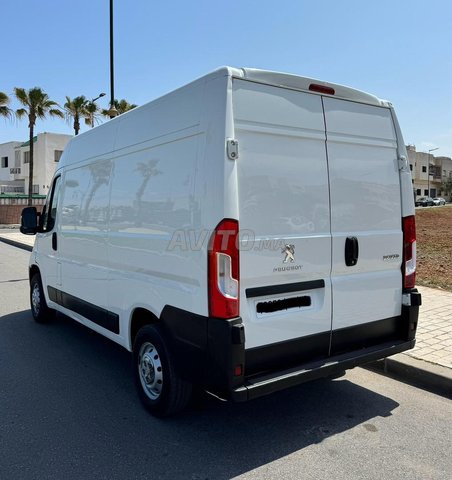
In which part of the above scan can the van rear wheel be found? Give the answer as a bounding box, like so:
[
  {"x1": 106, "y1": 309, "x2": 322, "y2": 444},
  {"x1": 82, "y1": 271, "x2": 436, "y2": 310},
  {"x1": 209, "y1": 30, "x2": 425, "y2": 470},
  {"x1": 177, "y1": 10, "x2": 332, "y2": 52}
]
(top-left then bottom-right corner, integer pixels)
[
  {"x1": 133, "y1": 324, "x2": 192, "y2": 417},
  {"x1": 30, "y1": 273, "x2": 55, "y2": 323}
]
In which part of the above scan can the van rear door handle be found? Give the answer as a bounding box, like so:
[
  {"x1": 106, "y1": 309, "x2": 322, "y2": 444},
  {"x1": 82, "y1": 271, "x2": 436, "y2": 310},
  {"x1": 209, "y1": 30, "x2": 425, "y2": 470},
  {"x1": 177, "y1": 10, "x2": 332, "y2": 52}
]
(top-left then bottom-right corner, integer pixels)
[
  {"x1": 52, "y1": 232, "x2": 57, "y2": 251},
  {"x1": 345, "y1": 237, "x2": 358, "y2": 266}
]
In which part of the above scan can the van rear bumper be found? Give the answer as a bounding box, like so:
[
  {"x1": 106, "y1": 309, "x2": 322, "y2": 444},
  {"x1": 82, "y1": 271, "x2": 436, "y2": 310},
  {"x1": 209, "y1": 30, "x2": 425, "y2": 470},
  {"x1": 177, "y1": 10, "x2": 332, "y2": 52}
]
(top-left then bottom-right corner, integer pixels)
[
  {"x1": 160, "y1": 289, "x2": 420, "y2": 402},
  {"x1": 231, "y1": 339, "x2": 415, "y2": 402}
]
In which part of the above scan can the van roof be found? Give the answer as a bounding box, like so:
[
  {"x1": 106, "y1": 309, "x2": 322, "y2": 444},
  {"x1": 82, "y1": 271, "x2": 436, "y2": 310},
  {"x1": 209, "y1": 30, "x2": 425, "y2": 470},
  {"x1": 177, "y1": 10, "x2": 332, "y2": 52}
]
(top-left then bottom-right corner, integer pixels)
[
  {"x1": 221, "y1": 66, "x2": 388, "y2": 107},
  {"x1": 59, "y1": 66, "x2": 389, "y2": 170}
]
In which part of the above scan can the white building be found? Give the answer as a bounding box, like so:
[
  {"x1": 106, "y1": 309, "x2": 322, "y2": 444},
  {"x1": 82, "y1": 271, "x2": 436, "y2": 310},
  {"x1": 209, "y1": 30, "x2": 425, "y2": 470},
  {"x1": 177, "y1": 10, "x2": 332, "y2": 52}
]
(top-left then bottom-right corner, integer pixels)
[
  {"x1": 0, "y1": 141, "x2": 22, "y2": 193},
  {"x1": 0, "y1": 133, "x2": 72, "y2": 195},
  {"x1": 406, "y1": 145, "x2": 452, "y2": 199}
]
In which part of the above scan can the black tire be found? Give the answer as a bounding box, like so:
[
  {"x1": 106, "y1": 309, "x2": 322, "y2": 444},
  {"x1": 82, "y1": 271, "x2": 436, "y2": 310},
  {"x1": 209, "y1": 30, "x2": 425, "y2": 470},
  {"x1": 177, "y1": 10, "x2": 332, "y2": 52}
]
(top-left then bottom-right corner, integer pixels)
[
  {"x1": 133, "y1": 324, "x2": 192, "y2": 417},
  {"x1": 30, "y1": 273, "x2": 55, "y2": 323}
]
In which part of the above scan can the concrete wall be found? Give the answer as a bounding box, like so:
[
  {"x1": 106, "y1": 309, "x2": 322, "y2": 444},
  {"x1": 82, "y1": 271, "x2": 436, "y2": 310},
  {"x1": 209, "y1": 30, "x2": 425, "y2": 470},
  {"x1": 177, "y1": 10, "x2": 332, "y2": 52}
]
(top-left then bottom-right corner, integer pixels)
[{"x1": 0, "y1": 202, "x2": 44, "y2": 224}]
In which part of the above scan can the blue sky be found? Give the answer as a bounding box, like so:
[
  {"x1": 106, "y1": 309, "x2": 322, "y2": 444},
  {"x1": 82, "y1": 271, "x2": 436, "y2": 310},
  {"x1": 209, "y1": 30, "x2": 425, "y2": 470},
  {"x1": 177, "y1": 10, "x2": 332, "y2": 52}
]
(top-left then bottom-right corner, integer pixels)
[{"x1": 1, "y1": 0, "x2": 451, "y2": 156}]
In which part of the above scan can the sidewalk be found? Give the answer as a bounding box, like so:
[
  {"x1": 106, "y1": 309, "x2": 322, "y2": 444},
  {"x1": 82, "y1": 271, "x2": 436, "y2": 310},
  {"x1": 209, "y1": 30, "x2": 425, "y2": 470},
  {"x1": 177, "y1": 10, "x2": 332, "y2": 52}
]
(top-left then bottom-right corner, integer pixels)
[
  {"x1": 0, "y1": 227, "x2": 450, "y2": 394},
  {"x1": 0, "y1": 227, "x2": 35, "y2": 251},
  {"x1": 408, "y1": 286, "x2": 452, "y2": 368},
  {"x1": 370, "y1": 285, "x2": 452, "y2": 397}
]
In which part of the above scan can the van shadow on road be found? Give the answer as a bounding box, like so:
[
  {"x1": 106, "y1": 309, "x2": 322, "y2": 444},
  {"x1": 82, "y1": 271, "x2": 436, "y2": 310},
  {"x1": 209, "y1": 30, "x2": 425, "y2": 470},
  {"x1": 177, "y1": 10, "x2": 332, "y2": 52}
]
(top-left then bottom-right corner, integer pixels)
[{"x1": 0, "y1": 310, "x2": 400, "y2": 480}]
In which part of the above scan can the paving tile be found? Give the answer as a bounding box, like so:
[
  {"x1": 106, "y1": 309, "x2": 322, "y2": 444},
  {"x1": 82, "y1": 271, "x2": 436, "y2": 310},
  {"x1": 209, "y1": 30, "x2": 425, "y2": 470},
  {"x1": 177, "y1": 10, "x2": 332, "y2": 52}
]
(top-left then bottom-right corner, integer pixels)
[{"x1": 436, "y1": 334, "x2": 451, "y2": 342}]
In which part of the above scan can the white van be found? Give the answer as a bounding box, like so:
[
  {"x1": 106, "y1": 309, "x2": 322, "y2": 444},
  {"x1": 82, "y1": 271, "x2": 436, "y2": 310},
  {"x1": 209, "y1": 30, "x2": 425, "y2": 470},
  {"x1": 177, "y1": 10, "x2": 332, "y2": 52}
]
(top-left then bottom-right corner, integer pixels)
[{"x1": 21, "y1": 67, "x2": 421, "y2": 416}]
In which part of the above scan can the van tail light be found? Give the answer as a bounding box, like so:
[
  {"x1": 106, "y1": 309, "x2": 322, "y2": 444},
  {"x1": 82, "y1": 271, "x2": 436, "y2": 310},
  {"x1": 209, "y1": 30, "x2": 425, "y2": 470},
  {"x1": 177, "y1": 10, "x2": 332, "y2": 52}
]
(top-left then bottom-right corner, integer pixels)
[
  {"x1": 208, "y1": 219, "x2": 239, "y2": 319},
  {"x1": 402, "y1": 215, "x2": 416, "y2": 289}
]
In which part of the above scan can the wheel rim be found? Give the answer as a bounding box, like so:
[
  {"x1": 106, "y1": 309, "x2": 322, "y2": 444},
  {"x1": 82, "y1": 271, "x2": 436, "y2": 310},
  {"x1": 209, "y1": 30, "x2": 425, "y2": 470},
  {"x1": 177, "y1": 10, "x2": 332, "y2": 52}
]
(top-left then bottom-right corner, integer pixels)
[
  {"x1": 138, "y1": 342, "x2": 163, "y2": 400},
  {"x1": 31, "y1": 283, "x2": 41, "y2": 316}
]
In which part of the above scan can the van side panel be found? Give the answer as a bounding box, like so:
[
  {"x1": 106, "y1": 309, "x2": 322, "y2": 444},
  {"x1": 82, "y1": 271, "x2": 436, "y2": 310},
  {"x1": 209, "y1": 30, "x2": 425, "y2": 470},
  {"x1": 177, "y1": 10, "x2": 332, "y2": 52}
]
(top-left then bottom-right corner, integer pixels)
[
  {"x1": 54, "y1": 78, "x2": 221, "y2": 349},
  {"x1": 113, "y1": 84, "x2": 202, "y2": 151},
  {"x1": 106, "y1": 79, "x2": 219, "y2": 345},
  {"x1": 107, "y1": 134, "x2": 203, "y2": 336},
  {"x1": 323, "y1": 98, "x2": 402, "y2": 333},
  {"x1": 59, "y1": 161, "x2": 112, "y2": 334}
]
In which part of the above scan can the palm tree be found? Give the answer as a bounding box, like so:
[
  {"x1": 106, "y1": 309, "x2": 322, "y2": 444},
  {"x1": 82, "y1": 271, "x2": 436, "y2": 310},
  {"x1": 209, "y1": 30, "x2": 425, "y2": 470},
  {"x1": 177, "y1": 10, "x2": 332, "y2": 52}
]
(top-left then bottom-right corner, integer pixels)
[
  {"x1": 102, "y1": 98, "x2": 137, "y2": 117},
  {"x1": 0, "y1": 92, "x2": 12, "y2": 119},
  {"x1": 82, "y1": 161, "x2": 112, "y2": 223},
  {"x1": 135, "y1": 159, "x2": 161, "y2": 225},
  {"x1": 115, "y1": 99, "x2": 137, "y2": 114},
  {"x1": 64, "y1": 95, "x2": 88, "y2": 135},
  {"x1": 84, "y1": 100, "x2": 103, "y2": 128},
  {"x1": 15, "y1": 87, "x2": 64, "y2": 205}
]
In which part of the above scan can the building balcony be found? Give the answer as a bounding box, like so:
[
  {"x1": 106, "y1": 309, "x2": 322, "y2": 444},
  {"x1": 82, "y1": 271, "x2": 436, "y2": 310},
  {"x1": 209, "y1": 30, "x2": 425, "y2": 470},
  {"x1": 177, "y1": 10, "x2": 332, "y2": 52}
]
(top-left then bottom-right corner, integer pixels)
[{"x1": 9, "y1": 167, "x2": 25, "y2": 180}]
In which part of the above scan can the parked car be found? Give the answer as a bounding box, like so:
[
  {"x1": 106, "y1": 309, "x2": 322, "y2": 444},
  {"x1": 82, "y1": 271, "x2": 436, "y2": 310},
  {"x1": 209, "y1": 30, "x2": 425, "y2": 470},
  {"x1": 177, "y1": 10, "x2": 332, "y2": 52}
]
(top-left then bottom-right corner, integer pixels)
[
  {"x1": 415, "y1": 197, "x2": 434, "y2": 207},
  {"x1": 433, "y1": 197, "x2": 446, "y2": 206}
]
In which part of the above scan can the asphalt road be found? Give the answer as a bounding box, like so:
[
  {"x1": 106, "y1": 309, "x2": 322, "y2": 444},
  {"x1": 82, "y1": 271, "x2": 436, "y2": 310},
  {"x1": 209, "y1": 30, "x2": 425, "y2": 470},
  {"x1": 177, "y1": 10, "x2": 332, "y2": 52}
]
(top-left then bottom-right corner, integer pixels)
[{"x1": 0, "y1": 242, "x2": 451, "y2": 480}]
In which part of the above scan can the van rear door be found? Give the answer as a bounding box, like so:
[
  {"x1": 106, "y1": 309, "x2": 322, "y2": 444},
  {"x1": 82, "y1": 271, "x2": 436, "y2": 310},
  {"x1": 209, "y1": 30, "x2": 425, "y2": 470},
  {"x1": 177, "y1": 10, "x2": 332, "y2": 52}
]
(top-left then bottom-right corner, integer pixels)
[
  {"x1": 322, "y1": 98, "x2": 403, "y2": 354},
  {"x1": 232, "y1": 79, "x2": 332, "y2": 370}
]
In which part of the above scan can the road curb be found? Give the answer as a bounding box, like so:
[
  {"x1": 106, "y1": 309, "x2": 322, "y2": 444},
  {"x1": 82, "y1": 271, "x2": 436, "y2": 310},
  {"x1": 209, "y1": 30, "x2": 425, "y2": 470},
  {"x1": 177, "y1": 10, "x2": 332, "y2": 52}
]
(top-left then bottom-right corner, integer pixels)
[
  {"x1": 366, "y1": 353, "x2": 452, "y2": 398},
  {"x1": 0, "y1": 237, "x2": 33, "y2": 252}
]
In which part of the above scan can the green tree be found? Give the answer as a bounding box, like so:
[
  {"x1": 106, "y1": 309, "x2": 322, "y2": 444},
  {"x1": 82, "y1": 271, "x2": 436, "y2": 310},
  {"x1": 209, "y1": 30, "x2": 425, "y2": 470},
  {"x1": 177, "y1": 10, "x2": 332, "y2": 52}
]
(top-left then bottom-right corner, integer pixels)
[
  {"x1": 102, "y1": 98, "x2": 137, "y2": 117},
  {"x1": 64, "y1": 95, "x2": 88, "y2": 135},
  {"x1": 84, "y1": 100, "x2": 103, "y2": 128},
  {"x1": 15, "y1": 87, "x2": 64, "y2": 205},
  {"x1": 0, "y1": 92, "x2": 12, "y2": 119}
]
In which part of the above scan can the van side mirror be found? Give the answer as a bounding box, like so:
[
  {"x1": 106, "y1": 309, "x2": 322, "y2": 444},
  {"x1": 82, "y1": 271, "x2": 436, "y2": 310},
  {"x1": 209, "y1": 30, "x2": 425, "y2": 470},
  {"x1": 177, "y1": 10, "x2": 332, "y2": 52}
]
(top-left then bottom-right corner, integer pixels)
[{"x1": 20, "y1": 207, "x2": 39, "y2": 235}]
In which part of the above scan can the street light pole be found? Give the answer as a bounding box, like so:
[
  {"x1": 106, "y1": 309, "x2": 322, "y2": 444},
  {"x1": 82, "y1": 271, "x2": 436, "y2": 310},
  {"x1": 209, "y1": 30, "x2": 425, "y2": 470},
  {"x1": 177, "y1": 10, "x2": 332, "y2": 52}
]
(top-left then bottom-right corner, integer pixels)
[
  {"x1": 89, "y1": 92, "x2": 106, "y2": 128},
  {"x1": 428, "y1": 147, "x2": 439, "y2": 197},
  {"x1": 92, "y1": 93, "x2": 106, "y2": 103},
  {"x1": 108, "y1": 0, "x2": 118, "y2": 119}
]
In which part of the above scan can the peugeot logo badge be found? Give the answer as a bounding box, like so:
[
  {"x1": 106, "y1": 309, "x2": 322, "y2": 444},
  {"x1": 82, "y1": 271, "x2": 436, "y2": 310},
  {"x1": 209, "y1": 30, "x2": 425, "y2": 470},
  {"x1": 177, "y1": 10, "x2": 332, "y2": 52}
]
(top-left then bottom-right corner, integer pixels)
[{"x1": 282, "y1": 244, "x2": 295, "y2": 263}]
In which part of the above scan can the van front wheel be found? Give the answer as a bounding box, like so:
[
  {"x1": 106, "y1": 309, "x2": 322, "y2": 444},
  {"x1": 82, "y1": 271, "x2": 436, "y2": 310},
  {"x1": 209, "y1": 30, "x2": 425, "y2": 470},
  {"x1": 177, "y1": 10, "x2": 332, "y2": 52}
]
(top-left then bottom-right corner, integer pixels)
[
  {"x1": 133, "y1": 325, "x2": 192, "y2": 417},
  {"x1": 30, "y1": 274, "x2": 55, "y2": 323}
]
